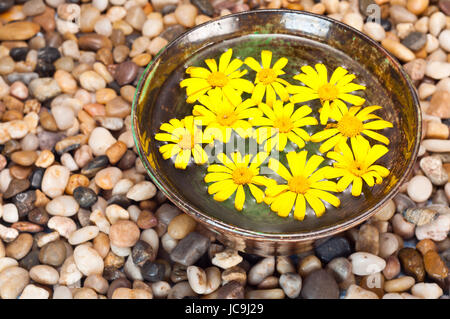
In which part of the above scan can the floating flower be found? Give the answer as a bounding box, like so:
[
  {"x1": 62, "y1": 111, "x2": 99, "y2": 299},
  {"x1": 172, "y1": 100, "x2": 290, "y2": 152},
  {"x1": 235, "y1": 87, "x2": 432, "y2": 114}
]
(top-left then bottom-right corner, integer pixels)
[
  {"x1": 205, "y1": 152, "x2": 272, "y2": 211},
  {"x1": 310, "y1": 104, "x2": 393, "y2": 153},
  {"x1": 155, "y1": 116, "x2": 211, "y2": 169},
  {"x1": 180, "y1": 48, "x2": 254, "y2": 105},
  {"x1": 264, "y1": 151, "x2": 340, "y2": 220},
  {"x1": 288, "y1": 64, "x2": 366, "y2": 125},
  {"x1": 193, "y1": 88, "x2": 262, "y2": 143},
  {"x1": 326, "y1": 136, "x2": 390, "y2": 196},
  {"x1": 244, "y1": 50, "x2": 291, "y2": 107},
  {"x1": 251, "y1": 100, "x2": 318, "y2": 152}
]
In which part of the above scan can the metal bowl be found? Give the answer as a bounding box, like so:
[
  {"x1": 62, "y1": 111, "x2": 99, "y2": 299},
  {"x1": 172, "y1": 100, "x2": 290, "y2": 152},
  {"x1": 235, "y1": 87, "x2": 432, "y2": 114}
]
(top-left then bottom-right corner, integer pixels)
[{"x1": 131, "y1": 10, "x2": 421, "y2": 256}]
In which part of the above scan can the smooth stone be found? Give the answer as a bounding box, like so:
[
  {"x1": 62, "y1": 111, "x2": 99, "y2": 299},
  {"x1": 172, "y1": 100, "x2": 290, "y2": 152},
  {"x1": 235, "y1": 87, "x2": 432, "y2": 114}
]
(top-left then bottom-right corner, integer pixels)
[
  {"x1": 141, "y1": 261, "x2": 165, "y2": 282},
  {"x1": 29, "y1": 78, "x2": 61, "y2": 101},
  {"x1": 411, "y1": 283, "x2": 443, "y2": 299},
  {"x1": 38, "y1": 240, "x2": 66, "y2": 267},
  {"x1": 45, "y1": 196, "x2": 79, "y2": 217},
  {"x1": 29, "y1": 265, "x2": 59, "y2": 285},
  {"x1": 114, "y1": 61, "x2": 138, "y2": 86},
  {"x1": 109, "y1": 220, "x2": 140, "y2": 248},
  {"x1": 126, "y1": 181, "x2": 157, "y2": 202},
  {"x1": 279, "y1": 273, "x2": 302, "y2": 299},
  {"x1": 12, "y1": 191, "x2": 36, "y2": 217},
  {"x1": 19, "y1": 284, "x2": 49, "y2": 299},
  {"x1": 355, "y1": 224, "x2": 379, "y2": 255},
  {"x1": 73, "y1": 244, "x2": 104, "y2": 276},
  {"x1": 73, "y1": 186, "x2": 98, "y2": 209},
  {"x1": 0, "y1": 266, "x2": 29, "y2": 299},
  {"x1": 81, "y1": 155, "x2": 109, "y2": 178},
  {"x1": 423, "y1": 250, "x2": 448, "y2": 280},
  {"x1": 0, "y1": 22, "x2": 40, "y2": 41},
  {"x1": 407, "y1": 175, "x2": 433, "y2": 202},
  {"x1": 401, "y1": 32, "x2": 427, "y2": 51},
  {"x1": 3, "y1": 179, "x2": 30, "y2": 199},
  {"x1": 131, "y1": 240, "x2": 154, "y2": 266},
  {"x1": 315, "y1": 236, "x2": 351, "y2": 263},
  {"x1": 349, "y1": 252, "x2": 386, "y2": 275},
  {"x1": 425, "y1": 62, "x2": 450, "y2": 80},
  {"x1": 5, "y1": 233, "x2": 33, "y2": 260},
  {"x1": 248, "y1": 257, "x2": 275, "y2": 286},
  {"x1": 345, "y1": 284, "x2": 379, "y2": 299},
  {"x1": 415, "y1": 214, "x2": 450, "y2": 241},
  {"x1": 170, "y1": 232, "x2": 210, "y2": 266},
  {"x1": 398, "y1": 248, "x2": 425, "y2": 282},
  {"x1": 325, "y1": 257, "x2": 354, "y2": 289},
  {"x1": 301, "y1": 269, "x2": 339, "y2": 299}
]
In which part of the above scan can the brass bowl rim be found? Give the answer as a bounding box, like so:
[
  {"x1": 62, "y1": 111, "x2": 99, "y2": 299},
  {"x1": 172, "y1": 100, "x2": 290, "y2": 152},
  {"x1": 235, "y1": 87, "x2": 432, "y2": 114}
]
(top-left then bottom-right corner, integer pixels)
[{"x1": 131, "y1": 9, "x2": 421, "y2": 243}]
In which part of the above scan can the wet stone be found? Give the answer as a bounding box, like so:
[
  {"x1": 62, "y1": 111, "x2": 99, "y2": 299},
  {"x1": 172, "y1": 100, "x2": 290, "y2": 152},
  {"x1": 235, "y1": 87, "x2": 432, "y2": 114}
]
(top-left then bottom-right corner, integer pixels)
[
  {"x1": 401, "y1": 32, "x2": 427, "y2": 51},
  {"x1": 81, "y1": 155, "x2": 109, "y2": 178},
  {"x1": 37, "y1": 47, "x2": 61, "y2": 63},
  {"x1": 141, "y1": 260, "x2": 165, "y2": 282},
  {"x1": 29, "y1": 168, "x2": 44, "y2": 189},
  {"x1": 398, "y1": 248, "x2": 425, "y2": 282},
  {"x1": 73, "y1": 186, "x2": 98, "y2": 209},
  {"x1": 423, "y1": 250, "x2": 448, "y2": 280},
  {"x1": 132, "y1": 240, "x2": 154, "y2": 266},
  {"x1": 10, "y1": 47, "x2": 29, "y2": 62},
  {"x1": 114, "y1": 61, "x2": 138, "y2": 86},
  {"x1": 39, "y1": 240, "x2": 66, "y2": 267},
  {"x1": 191, "y1": 0, "x2": 215, "y2": 16},
  {"x1": 170, "y1": 232, "x2": 210, "y2": 266},
  {"x1": 217, "y1": 281, "x2": 245, "y2": 299},
  {"x1": 12, "y1": 190, "x2": 36, "y2": 217},
  {"x1": 315, "y1": 236, "x2": 351, "y2": 263},
  {"x1": 301, "y1": 269, "x2": 340, "y2": 299},
  {"x1": 19, "y1": 250, "x2": 40, "y2": 271},
  {"x1": 3, "y1": 179, "x2": 30, "y2": 199}
]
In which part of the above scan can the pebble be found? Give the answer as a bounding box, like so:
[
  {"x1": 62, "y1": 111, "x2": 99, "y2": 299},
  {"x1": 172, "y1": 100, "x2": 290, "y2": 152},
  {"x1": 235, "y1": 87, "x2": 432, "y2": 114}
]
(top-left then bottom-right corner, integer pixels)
[
  {"x1": 325, "y1": 257, "x2": 354, "y2": 289},
  {"x1": 95, "y1": 167, "x2": 122, "y2": 190},
  {"x1": 398, "y1": 248, "x2": 425, "y2": 282},
  {"x1": 355, "y1": 224, "x2": 379, "y2": 255},
  {"x1": 407, "y1": 175, "x2": 433, "y2": 202},
  {"x1": 314, "y1": 236, "x2": 351, "y2": 263},
  {"x1": 0, "y1": 22, "x2": 40, "y2": 41},
  {"x1": 363, "y1": 22, "x2": 386, "y2": 41},
  {"x1": 429, "y1": 12, "x2": 446, "y2": 37},
  {"x1": 301, "y1": 269, "x2": 339, "y2": 299},
  {"x1": 0, "y1": 266, "x2": 29, "y2": 299},
  {"x1": 73, "y1": 186, "x2": 98, "y2": 209},
  {"x1": 20, "y1": 284, "x2": 49, "y2": 299},
  {"x1": 345, "y1": 284, "x2": 379, "y2": 299},
  {"x1": 68, "y1": 226, "x2": 99, "y2": 245},
  {"x1": 89, "y1": 127, "x2": 117, "y2": 156},
  {"x1": 411, "y1": 282, "x2": 443, "y2": 299},
  {"x1": 5, "y1": 233, "x2": 33, "y2": 260},
  {"x1": 39, "y1": 240, "x2": 66, "y2": 267},
  {"x1": 73, "y1": 244, "x2": 104, "y2": 276},
  {"x1": 45, "y1": 196, "x2": 79, "y2": 217},
  {"x1": 170, "y1": 232, "x2": 209, "y2": 266},
  {"x1": 29, "y1": 265, "x2": 59, "y2": 285},
  {"x1": 423, "y1": 250, "x2": 448, "y2": 280},
  {"x1": 248, "y1": 257, "x2": 275, "y2": 286},
  {"x1": 349, "y1": 252, "x2": 386, "y2": 275},
  {"x1": 41, "y1": 165, "x2": 70, "y2": 199},
  {"x1": 109, "y1": 220, "x2": 140, "y2": 248},
  {"x1": 402, "y1": 32, "x2": 427, "y2": 51},
  {"x1": 415, "y1": 214, "x2": 450, "y2": 241},
  {"x1": 174, "y1": 4, "x2": 198, "y2": 27},
  {"x1": 426, "y1": 61, "x2": 450, "y2": 80},
  {"x1": 279, "y1": 273, "x2": 302, "y2": 298},
  {"x1": 187, "y1": 265, "x2": 207, "y2": 294},
  {"x1": 212, "y1": 248, "x2": 243, "y2": 269},
  {"x1": 381, "y1": 39, "x2": 415, "y2": 62},
  {"x1": 126, "y1": 181, "x2": 157, "y2": 202},
  {"x1": 141, "y1": 261, "x2": 165, "y2": 282},
  {"x1": 29, "y1": 78, "x2": 61, "y2": 102},
  {"x1": 384, "y1": 276, "x2": 416, "y2": 293}
]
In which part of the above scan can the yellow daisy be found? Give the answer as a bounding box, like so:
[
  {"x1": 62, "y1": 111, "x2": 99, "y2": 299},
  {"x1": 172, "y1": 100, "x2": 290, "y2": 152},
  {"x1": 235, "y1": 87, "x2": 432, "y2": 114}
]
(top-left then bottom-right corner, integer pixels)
[
  {"x1": 251, "y1": 100, "x2": 318, "y2": 152},
  {"x1": 205, "y1": 152, "x2": 272, "y2": 211},
  {"x1": 288, "y1": 64, "x2": 366, "y2": 125},
  {"x1": 155, "y1": 115, "x2": 211, "y2": 169},
  {"x1": 193, "y1": 88, "x2": 262, "y2": 143},
  {"x1": 244, "y1": 50, "x2": 291, "y2": 107},
  {"x1": 310, "y1": 104, "x2": 393, "y2": 153},
  {"x1": 265, "y1": 151, "x2": 340, "y2": 220},
  {"x1": 180, "y1": 48, "x2": 254, "y2": 105},
  {"x1": 326, "y1": 136, "x2": 390, "y2": 196}
]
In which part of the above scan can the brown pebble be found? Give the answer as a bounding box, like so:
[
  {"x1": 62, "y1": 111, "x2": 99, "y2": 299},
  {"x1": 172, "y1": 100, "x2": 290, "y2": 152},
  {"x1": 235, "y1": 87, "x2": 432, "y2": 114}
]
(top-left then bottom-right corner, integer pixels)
[
  {"x1": 167, "y1": 214, "x2": 197, "y2": 240},
  {"x1": 11, "y1": 222, "x2": 43, "y2": 233},
  {"x1": 10, "y1": 151, "x2": 37, "y2": 166},
  {"x1": 32, "y1": 7, "x2": 55, "y2": 33},
  {"x1": 383, "y1": 255, "x2": 401, "y2": 280},
  {"x1": 398, "y1": 248, "x2": 426, "y2": 282},
  {"x1": 416, "y1": 239, "x2": 438, "y2": 255},
  {"x1": 106, "y1": 141, "x2": 127, "y2": 165},
  {"x1": 39, "y1": 109, "x2": 58, "y2": 131},
  {"x1": 360, "y1": 272, "x2": 385, "y2": 298},
  {"x1": 93, "y1": 232, "x2": 110, "y2": 259},
  {"x1": 109, "y1": 220, "x2": 140, "y2": 248},
  {"x1": 137, "y1": 210, "x2": 158, "y2": 229},
  {"x1": 423, "y1": 250, "x2": 448, "y2": 280},
  {"x1": 79, "y1": 34, "x2": 113, "y2": 51},
  {"x1": 28, "y1": 207, "x2": 49, "y2": 225},
  {"x1": 10, "y1": 165, "x2": 32, "y2": 180},
  {"x1": 34, "y1": 189, "x2": 50, "y2": 207},
  {"x1": 0, "y1": 22, "x2": 40, "y2": 41},
  {"x1": 65, "y1": 174, "x2": 90, "y2": 195},
  {"x1": 114, "y1": 61, "x2": 138, "y2": 86}
]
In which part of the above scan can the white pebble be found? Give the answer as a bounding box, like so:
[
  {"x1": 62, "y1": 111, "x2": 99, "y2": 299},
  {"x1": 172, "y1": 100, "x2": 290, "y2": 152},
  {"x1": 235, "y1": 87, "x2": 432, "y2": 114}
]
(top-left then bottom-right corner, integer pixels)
[
  {"x1": 88, "y1": 127, "x2": 117, "y2": 156},
  {"x1": 415, "y1": 214, "x2": 450, "y2": 241},
  {"x1": 411, "y1": 283, "x2": 443, "y2": 299},
  {"x1": 126, "y1": 181, "x2": 157, "y2": 201},
  {"x1": 187, "y1": 266, "x2": 207, "y2": 294},
  {"x1": 73, "y1": 244, "x2": 104, "y2": 276},
  {"x1": 407, "y1": 175, "x2": 433, "y2": 202},
  {"x1": 2, "y1": 204, "x2": 18, "y2": 223},
  {"x1": 349, "y1": 252, "x2": 386, "y2": 276},
  {"x1": 68, "y1": 226, "x2": 99, "y2": 245},
  {"x1": 52, "y1": 104, "x2": 75, "y2": 130},
  {"x1": 45, "y1": 196, "x2": 80, "y2": 217},
  {"x1": 41, "y1": 165, "x2": 70, "y2": 198}
]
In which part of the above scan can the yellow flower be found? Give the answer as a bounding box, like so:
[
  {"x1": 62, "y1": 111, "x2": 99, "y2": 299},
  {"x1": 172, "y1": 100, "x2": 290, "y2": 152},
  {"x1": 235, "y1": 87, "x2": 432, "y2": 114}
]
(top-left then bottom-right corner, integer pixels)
[
  {"x1": 193, "y1": 88, "x2": 262, "y2": 143},
  {"x1": 326, "y1": 136, "x2": 390, "y2": 196},
  {"x1": 288, "y1": 64, "x2": 366, "y2": 125},
  {"x1": 251, "y1": 100, "x2": 318, "y2": 152},
  {"x1": 310, "y1": 104, "x2": 393, "y2": 153},
  {"x1": 180, "y1": 48, "x2": 254, "y2": 105},
  {"x1": 205, "y1": 152, "x2": 272, "y2": 211},
  {"x1": 155, "y1": 116, "x2": 211, "y2": 169},
  {"x1": 244, "y1": 50, "x2": 291, "y2": 107},
  {"x1": 265, "y1": 151, "x2": 340, "y2": 220}
]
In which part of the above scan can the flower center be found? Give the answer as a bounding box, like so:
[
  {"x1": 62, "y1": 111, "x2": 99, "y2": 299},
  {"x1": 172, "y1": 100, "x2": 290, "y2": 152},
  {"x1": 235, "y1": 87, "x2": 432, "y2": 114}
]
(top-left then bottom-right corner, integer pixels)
[
  {"x1": 232, "y1": 167, "x2": 254, "y2": 185},
  {"x1": 273, "y1": 116, "x2": 293, "y2": 133},
  {"x1": 337, "y1": 113, "x2": 364, "y2": 138},
  {"x1": 207, "y1": 72, "x2": 229, "y2": 87},
  {"x1": 258, "y1": 68, "x2": 277, "y2": 85},
  {"x1": 216, "y1": 110, "x2": 238, "y2": 127},
  {"x1": 177, "y1": 133, "x2": 194, "y2": 150},
  {"x1": 288, "y1": 175, "x2": 311, "y2": 194},
  {"x1": 318, "y1": 83, "x2": 339, "y2": 101},
  {"x1": 349, "y1": 161, "x2": 366, "y2": 177}
]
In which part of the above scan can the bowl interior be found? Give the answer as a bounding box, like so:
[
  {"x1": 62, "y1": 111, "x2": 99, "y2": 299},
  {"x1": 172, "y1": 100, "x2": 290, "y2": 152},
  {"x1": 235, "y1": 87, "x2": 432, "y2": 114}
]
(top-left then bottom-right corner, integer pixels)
[{"x1": 133, "y1": 10, "x2": 420, "y2": 237}]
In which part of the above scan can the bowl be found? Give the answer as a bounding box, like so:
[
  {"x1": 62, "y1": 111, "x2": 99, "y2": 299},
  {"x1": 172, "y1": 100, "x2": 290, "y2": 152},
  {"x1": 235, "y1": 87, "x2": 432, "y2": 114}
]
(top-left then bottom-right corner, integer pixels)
[{"x1": 131, "y1": 9, "x2": 421, "y2": 256}]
